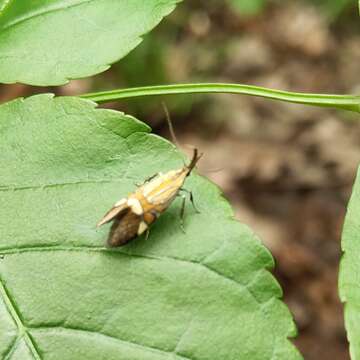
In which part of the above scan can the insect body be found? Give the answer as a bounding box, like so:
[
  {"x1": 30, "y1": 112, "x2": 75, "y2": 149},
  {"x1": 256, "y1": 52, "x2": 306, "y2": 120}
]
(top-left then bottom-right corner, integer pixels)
[{"x1": 97, "y1": 149, "x2": 201, "y2": 247}]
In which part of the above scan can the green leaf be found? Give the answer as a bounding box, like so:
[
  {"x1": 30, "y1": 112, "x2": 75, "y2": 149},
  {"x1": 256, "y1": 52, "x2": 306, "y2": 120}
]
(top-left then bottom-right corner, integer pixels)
[
  {"x1": 314, "y1": 0, "x2": 354, "y2": 20},
  {"x1": 339, "y1": 168, "x2": 360, "y2": 359},
  {"x1": 228, "y1": 0, "x2": 266, "y2": 16},
  {"x1": 0, "y1": 94, "x2": 301, "y2": 359},
  {"x1": 0, "y1": 0, "x2": 180, "y2": 86}
]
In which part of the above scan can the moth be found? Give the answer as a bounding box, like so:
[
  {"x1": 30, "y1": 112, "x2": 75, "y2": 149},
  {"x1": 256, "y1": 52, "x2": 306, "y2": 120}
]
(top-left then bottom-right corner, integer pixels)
[{"x1": 97, "y1": 148, "x2": 201, "y2": 247}]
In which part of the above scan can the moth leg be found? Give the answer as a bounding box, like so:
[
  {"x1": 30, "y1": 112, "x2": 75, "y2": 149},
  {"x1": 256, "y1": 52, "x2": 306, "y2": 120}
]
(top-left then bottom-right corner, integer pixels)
[
  {"x1": 180, "y1": 188, "x2": 200, "y2": 213},
  {"x1": 145, "y1": 228, "x2": 150, "y2": 241},
  {"x1": 136, "y1": 173, "x2": 160, "y2": 187},
  {"x1": 179, "y1": 194, "x2": 186, "y2": 233}
]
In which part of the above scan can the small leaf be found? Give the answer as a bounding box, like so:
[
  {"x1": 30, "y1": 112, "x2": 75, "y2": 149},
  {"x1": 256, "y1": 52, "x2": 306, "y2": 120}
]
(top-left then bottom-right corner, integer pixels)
[
  {"x1": 339, "y1": 168, "x2": 360, "y2": 359},
  {"x1": 0, "y1": 95, "x2": 301, "y2": 359},
  {"x1": 0, "y1": 0, "x2": 180, "y2": 86}
]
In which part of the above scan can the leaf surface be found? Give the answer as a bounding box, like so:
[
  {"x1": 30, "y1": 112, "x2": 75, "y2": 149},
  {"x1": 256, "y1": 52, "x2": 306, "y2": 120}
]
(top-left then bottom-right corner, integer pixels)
[
  {"x1": 0, "y1": 95, "x2": 301, "y2": 359},
  {"x1": 0, "y1": 0, "x2": 180, "y2": 86},
  {"x1": 339, "y1": 169, "x2": 360, "y2": 359}
]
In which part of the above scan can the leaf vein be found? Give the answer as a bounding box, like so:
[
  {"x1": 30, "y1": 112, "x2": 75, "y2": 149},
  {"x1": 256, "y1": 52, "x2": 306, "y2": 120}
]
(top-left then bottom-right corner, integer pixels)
[
  {"x1": 0, "y1": 245, "x2": 265, "y2": 307},
  {"x1": 0, "y1": 179, "x2": 130, "y2": 192},
  {"x1": 0, "y1": 276, "x2": 41, "y2": 359},
  {"x1": 0, "y1": 0, "x2": 94, "y2": 31},
  {"x1": 0, "y1": 0, "x2": 13, "y2": 14},
  {"x1": 29, "y1": 325, "x2": 191, "y2": 360},
  {"x1": 3, "y1": 335, "x2": 20, "y2": 360}
]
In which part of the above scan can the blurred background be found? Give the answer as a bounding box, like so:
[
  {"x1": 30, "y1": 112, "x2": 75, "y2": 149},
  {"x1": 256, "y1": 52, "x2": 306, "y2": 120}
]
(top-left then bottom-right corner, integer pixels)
[{"x1": 2, "y1": 0, "x2": 360, "y2": 358}]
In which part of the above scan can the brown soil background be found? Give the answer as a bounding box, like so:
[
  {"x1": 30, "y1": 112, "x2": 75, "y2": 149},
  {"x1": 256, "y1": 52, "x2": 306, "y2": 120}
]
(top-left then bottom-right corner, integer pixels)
[{"x1": 2, "y1": 1, "x2": 360, "y2": 358}]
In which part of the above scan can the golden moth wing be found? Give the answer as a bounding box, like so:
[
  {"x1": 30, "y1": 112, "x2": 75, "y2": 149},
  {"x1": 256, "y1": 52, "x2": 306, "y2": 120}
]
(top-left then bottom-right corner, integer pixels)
[{"x1": 97, "y1": 198, "x2": 128, "y2": 227}]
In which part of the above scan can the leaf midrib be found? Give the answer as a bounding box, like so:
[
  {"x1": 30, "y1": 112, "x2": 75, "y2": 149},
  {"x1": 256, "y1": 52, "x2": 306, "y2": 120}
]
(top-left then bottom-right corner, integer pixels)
[{"x1": 0, "y1": 275, "x2": 41, "y2": 359}]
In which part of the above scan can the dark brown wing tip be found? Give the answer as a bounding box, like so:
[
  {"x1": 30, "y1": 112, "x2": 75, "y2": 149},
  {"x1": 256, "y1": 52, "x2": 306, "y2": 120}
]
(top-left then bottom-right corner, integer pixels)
[{"x1": 106, "y1": 212, "x2": 141, "y2": 247}]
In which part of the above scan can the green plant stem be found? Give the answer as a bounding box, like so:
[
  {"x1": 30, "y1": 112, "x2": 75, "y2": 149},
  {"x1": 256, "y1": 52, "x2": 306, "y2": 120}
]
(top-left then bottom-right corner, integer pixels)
[{"x1": 80, "y1": 83, "x2": 360, "y2": 113}]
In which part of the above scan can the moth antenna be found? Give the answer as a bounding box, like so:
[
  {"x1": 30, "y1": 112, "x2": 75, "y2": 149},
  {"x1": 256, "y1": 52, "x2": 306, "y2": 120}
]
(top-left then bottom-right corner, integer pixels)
[
  {"x1": 202, "y1": 166, "x2": 225, "y2": 173},
  {"x1": 161, "y1": 101, "x2": 181, "y2": 149},
  {"x1": 161, "y1": 102, "x2": 203, "y2": 170},
  {"x1": 187, "y1": 148, "x2": 203, "y2": 174}
]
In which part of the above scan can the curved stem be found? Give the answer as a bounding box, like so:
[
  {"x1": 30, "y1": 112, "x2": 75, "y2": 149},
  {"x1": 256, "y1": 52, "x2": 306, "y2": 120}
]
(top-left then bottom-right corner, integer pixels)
[{"x1": 80, "y1": 83, "x2": 360, "y2": 113}]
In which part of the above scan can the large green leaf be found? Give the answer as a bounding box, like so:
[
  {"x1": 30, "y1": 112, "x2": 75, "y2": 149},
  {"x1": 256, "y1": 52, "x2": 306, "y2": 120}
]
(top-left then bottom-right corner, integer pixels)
[
  {"x1": 339, "y1": 168, "x2": 360, "y2": 359},
  {"x1": 0, "y1": 0, "x2": 180, "y2": 86},
  {"x1": 0, "y1": 94, "x2": 301, "y2": 359}
]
